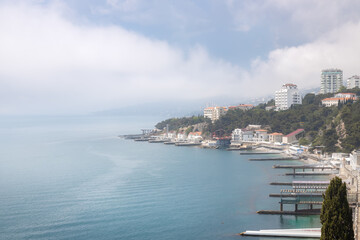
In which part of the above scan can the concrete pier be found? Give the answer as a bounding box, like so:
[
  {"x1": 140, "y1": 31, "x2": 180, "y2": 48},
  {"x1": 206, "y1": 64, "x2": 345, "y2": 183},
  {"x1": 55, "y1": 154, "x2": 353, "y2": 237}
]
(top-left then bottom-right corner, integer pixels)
[{"x1": 240, "y1": 228, "x2": 321, "y2": 238}]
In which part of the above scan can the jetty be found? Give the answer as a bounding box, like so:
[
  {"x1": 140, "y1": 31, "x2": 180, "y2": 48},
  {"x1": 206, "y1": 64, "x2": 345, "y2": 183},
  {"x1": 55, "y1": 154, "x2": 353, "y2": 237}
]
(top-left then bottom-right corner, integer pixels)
[
  {"x1": 240, "y1": 228, "x2": 321, "y2": 238},
  {"x1": 175, "y1": 142, "x2": 201, "y2": 146},
  {"x1": 239, "y1": 151, "x2": 283, "y2": 155},
  {"x1": 285, "y1": 172, "x2": 335, "y2": 176},
  {"x1": 258, "y1": 181, "x2": 330, "y2": 215},
  {"x1": 249, "y1": 157, "x2": 299, "y2": 161}
]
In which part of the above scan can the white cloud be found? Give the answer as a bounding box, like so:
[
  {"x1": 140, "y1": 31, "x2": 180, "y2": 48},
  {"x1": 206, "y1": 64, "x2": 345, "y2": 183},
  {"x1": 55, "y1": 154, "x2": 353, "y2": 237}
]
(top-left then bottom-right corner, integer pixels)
[
  {"x1": 239, "y1": 21, "x2": 360, "y2": 97},
  {"x1": 1, "y1": 1, "x2": 360, "y2": 115},
  {"x1": 0, "y1": 2, "x2": 243, "y2": 114},
  {"x1": 227, "y1": 0, "x2": 360, "y2": 41}
]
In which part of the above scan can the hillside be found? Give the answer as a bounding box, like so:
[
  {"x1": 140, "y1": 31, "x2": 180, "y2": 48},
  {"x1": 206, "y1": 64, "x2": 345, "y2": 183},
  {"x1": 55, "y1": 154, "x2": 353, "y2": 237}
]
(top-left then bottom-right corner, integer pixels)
[{"x1": 155, "y1": 88, "x2": 360, "y2": 153}]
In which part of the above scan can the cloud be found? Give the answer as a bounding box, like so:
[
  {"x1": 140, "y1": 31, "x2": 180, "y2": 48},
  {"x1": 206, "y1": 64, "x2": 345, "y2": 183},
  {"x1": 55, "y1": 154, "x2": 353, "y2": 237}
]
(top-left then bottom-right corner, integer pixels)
[
  {"x1": 239, "y1": 21, "x2": 360, "y2": 97},
  {"x1": 1, "y1": 1, "x2": 360, "y2": 115},
  {"x1": 0, "y1": 2, "x2": 243, "y2": 114},
  {"x1": 226, "y1": 0, "x2": 360, "y2": 41}
]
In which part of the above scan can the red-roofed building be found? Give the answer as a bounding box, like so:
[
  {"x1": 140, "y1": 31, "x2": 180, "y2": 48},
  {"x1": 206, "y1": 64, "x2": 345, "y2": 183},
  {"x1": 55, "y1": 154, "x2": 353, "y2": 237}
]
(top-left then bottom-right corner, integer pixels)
[{"x1": 283, "y1": 129, "x2": 305, "y2": 144}]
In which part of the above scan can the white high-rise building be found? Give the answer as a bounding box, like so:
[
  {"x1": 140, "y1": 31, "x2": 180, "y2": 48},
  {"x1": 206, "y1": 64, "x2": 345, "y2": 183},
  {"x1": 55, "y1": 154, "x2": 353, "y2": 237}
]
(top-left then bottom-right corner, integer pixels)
[
  {"x1": 275, "y1": 83, "x2": 302, "y2": 111},
  {"x1": 320, "y1": 69, "x2": 343, "y2": 94},
  {"x1": 347, "y1": 75, "x2": 360, "y2": 89},
  {"x1": 203, "y1": 106, "x2": 227, "y2": 122}
]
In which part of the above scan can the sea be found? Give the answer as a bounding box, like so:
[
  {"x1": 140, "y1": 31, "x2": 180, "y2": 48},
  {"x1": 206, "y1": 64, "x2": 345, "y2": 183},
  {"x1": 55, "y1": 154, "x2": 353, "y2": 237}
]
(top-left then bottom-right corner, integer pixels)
[{"x1": 0, "y1": 115, "x2": 322, "y2": 240}]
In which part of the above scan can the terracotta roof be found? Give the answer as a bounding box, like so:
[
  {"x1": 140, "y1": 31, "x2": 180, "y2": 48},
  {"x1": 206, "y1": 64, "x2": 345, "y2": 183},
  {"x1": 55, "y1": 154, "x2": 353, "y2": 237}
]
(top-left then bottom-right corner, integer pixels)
[
  {"x1": 269, "y1": 133, "x2": 283, "y2": 136},
  {"x1": 322, "y1": 97, "x2": 354, "y2": 101},
  {"x1": 285, "y1": 129, "x2": 304, "y2": 137},
  {"x1": 256, "y1": 129, "x2": 268, "y2": 132}
]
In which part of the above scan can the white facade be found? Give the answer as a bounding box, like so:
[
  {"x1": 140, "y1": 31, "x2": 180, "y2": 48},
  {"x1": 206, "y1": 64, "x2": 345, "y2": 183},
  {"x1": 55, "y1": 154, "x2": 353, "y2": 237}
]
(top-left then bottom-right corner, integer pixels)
[
  {"x1": 231, "y1": 128, "x2": 254, "y2": 143},
  {"x1": 349, "y1": 150, "x2": 360, "y2": 170},
  {"x1": 334, "y1": 93, "x2": 358, "y2": 99},
  {"x1": 347, "y1": 75, "x2": 360, "y2": 89},
  {"x1": 253, "y1": 130, "x2": 269, "y2": 142},
  {"x1": 275, "y1": 83, "x2": 302, "y2": 111},
  {"x1": 320, "y1": 69, "x2": 343, "y2": 94},
  {"x1": 203, "y1": 106, "x2": 227, "y2": 122}
]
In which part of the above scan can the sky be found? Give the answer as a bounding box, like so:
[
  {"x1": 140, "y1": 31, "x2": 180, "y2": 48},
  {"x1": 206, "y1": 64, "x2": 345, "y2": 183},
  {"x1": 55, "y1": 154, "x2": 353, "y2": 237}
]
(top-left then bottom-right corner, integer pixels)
[{"x1": 1, "y1": 0, "x2": 360, "y2": 115}]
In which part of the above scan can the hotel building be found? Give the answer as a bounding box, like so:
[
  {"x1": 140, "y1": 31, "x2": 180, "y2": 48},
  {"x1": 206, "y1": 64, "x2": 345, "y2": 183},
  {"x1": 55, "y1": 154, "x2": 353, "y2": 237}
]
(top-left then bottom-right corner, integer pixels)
[
  {"x1": 320, "y1": 69, "x2": 343, "y2": 94},
  {"x1": 275, "y1": 83, "x2": 302, "y2": 111}
]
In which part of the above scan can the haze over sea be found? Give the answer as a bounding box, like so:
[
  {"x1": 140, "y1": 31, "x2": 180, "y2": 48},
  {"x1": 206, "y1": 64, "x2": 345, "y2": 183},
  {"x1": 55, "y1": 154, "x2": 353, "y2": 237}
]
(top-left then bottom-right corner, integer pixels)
[{"x1": 0, "y1": 116, "x2": 321, "y2": 240}]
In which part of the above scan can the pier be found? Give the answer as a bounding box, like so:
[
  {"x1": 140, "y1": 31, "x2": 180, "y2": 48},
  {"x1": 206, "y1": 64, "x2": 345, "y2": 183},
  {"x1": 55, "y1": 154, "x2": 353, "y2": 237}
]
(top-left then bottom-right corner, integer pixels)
[
  {"x1": 239, "y1": 151, "x2": 283, "y2": 155},
  {"x1": 240, "y1": 228, "x2": 321, "y2": 238},
  {"x1": 258, "y1": 181, "x2": 330, "y2": 215},
  {"x1": 249, "y1": 157, "x2": 299, "y2": 161}
]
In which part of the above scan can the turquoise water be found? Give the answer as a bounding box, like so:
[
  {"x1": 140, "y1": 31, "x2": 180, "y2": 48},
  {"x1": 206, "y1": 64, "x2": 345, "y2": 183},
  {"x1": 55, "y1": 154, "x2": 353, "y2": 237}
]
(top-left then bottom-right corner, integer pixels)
[{"x1": 0, "y1": 116, "x2": 322, "y2": 239}]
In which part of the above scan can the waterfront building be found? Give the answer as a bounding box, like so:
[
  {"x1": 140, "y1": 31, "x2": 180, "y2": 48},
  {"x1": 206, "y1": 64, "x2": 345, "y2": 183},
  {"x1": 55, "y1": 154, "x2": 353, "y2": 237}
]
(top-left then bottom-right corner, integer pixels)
[
  {"x1": 176, "y1": 132, "x2": 186, "y2": 141},
  {"x1": 187, "y1": 132, "x2": 203, "y2": 142},
  {"x1": 231, "y1": 128, "x2": 254, "y2": 144},
  {"x1": 349, "y1": 150, "x2": 360, "y2": 170},
  {"x1": 346, "y1": 75, "x2": 360, "y2": 89},
  {"x1": 282, "y1": 129, "x2": 304, "y2": 144},
  {"x1": 203, "y1": 106, "x2": 227, "y2": 122},
  {"x1": 253, "y1": 129, "x2": 269, "y2": 142},
  {"x1": 269, "y1": 133, "x2": 283, "y2": 143},
  {"x1": 320, "y1": 69, "x2": 343, "y2": 94},
  {"x1": 275, "y1": 83, "x2": 302, "y2": 111}
]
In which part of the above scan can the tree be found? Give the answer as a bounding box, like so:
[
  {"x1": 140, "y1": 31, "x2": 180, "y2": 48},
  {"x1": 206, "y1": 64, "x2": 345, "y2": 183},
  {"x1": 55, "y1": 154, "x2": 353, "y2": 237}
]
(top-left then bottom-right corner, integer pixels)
[{"x1": 320, "y1": 177, "x2": 354, "y2": 240}]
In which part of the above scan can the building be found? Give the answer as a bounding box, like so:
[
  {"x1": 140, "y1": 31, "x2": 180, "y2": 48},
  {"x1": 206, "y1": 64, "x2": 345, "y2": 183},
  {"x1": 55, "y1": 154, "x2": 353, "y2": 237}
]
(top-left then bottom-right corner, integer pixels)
[
  {"x1": 231, "y1": 128, "x2": 254, "y2": 144},
  {"x1": 282, "y1": 129, "x2": 304, "y2": 144},
  {"x1": 320, "y1": 69, "x2": 343, "y2": 94},
  {"x1": 228, "y1": 104, "x2": 254, "y2": 111},
  {"x1": 346, "y1": 75, "x2": 360, "y2": 89},
  {"x1": 334, "y1": 93, "x2": 358, "y2": 99},
  {"x1": 187, "y1": 132, "x2": 203, "y2": 142},
  {"x1": 275, "y1": 83, "x2": 302, "y2": 110},
  {"x1": 321, "y1": 98, "x2": 344, "y2": 107},
  {"x1": 349, "y1": 150, "x2": 360, "y2": 170},
  {"x1": 203, "y1": 106, "x2": 227, "y2": 122},
  {"x1": 322, "y1": 93, "x2": 358, "y2": 107},
  {"x1": 203, "y1": 107, "x2": 214, "y2": 119},
  {"x1": 269, "y1": 133, "x2": 283, "y2": 143},
  {"x1": 253, "y1": 129, "x2": 269, "y2": 142}
]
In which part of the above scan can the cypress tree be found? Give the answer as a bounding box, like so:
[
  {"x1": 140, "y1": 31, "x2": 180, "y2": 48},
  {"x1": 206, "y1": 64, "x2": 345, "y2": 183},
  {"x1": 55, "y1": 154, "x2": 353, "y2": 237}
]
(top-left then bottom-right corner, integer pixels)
[{"x1": 320, "y1": 176, "x2": 354, "y2": 240}]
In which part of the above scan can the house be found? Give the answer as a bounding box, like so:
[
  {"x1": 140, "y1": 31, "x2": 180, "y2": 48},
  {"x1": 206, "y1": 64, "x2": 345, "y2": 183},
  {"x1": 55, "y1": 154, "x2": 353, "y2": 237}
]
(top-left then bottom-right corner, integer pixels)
[
  {"x1": 269, "y1": 133, "x2": 283, "y2": 143},
  {"x1": 187, "y1": 132, "x2": 203, "y2": 142},
  {"x1": 231, "y1": 128, "x2": 254, "y2": 144},
  {"x1": 322, "y1": 93, "x2": 358, "y2": 107},
  {"x1": 282, "y1": 129, "x2": 304, "y2": 144},
  {"x1": 254, "y1": 129, "x2": 269, "y2": 142},
  {"x1": 176, "y1": 132, "x2": 187, "y2": 141},
  {"x1": 334, "y1": 93, "x2": 358, "y2": 99}
]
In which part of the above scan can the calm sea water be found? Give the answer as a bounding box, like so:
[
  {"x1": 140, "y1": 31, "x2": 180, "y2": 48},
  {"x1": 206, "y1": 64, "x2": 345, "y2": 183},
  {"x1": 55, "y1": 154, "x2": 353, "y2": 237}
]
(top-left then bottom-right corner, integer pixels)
[{"x1": 0, "y1": 116, "x2": 322, "y2": 240}]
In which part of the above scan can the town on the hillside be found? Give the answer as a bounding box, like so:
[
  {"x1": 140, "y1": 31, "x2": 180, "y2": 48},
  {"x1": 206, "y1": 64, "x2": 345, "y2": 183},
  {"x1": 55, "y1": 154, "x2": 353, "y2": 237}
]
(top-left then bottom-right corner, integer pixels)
[{"x1": 122, "y1": 68, "x2": 360, "y2": 238}]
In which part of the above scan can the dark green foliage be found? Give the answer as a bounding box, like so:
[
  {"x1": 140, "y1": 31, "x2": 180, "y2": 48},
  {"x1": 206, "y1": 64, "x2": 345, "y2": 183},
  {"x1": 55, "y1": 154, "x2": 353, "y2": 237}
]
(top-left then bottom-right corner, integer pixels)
[
  {"x1": 204, "y1": 93, "x2": 360, "y2": 153},
  {"x1": 320, "y1": 177, "x2": 354, "y2": 240},
  {"x1": 155, "y1": 115, "x2": 210, "y2": 131}
]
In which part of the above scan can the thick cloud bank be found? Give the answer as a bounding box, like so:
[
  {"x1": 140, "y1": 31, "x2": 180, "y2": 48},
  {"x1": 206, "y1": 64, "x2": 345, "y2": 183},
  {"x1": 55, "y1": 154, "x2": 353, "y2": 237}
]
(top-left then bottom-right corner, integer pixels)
[{"x1": 0, "y1": 2, "x2": 359, "y2": 114}]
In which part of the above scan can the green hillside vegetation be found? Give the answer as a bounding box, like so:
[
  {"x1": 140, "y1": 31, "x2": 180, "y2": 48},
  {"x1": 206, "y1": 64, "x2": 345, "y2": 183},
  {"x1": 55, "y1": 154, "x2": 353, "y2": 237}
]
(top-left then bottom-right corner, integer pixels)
[
  {"x1": 155, "y1": 88, "x2": 360, "y2": 153},
  {"x1": 155, "y1": 115, "x2": 210, "y2": 131},
  {"x1": 206, "y1": 92, "x2": 360, "y2": 153}
]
